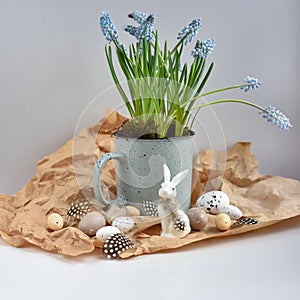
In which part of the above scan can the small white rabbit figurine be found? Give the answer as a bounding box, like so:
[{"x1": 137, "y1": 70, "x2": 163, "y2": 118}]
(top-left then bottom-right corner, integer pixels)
[{"x1": 157, "y1": 164, "x2": 191, "y2": 239}]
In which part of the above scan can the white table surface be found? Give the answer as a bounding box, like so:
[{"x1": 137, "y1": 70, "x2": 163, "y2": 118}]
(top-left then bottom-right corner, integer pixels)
[{"x1": 1, "y1": 216, "x2": 299, "y2": 300}]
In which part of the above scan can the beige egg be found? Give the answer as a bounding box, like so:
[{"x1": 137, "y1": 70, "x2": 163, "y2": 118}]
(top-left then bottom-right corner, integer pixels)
[
  {"x1": 186, "y1": 207, "x2": 208, "y2": 231},
  {"x1": 47, "y1": 213, "x2": 64, "y2": 231},
  {"x1": 78, "y1": 211, "x2": 106, "y2": 237},
  {"x1": 215, "y1": 213, "x2": 231, "y2": 231},
  {"x1": 126, "y1": 205, "x2": 140, "y2": 217}
]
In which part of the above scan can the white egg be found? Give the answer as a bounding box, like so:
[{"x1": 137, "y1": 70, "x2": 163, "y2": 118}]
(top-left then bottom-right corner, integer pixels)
[
  {"x1": 112, "y1": 217, "x2": 134, "y2": 233},
  {"x1": 196, "y1": 191, "x2": 242, "y2": 220},
  {"x1": 96, "y1": 226, "x2": 121, "y2": 242},
  {"x1": 196, "y1": 191, "x2": 230, "y2": 214},
  {"x1": 218, "y1": 205, "x2": 242, "y2": 220}
]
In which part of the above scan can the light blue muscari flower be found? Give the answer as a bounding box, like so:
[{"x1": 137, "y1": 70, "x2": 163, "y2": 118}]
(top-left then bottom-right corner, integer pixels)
[
  {"x1": 177, "y1": 18, "x2": 202, "y2": 45},
  {"x1": 123, "y1": 13, "x2": 155, "y2": 41},
  {"x1": 123, "y1": 24, "x2": 138, "y2": 37},
  {"x1": 191, "y1": 39, "x2": 215, "y2": 58},
  {"x1": 135, "y1": 13, "x2": 155, "y2": 41},
  {"x1": 261, "y1": 106, "x2": 292, "y2": 130},
  {"x1": 100, "y1": 11, "x2": 118, "y2": 42},
  {"x1": 128, "y1": 11, "x2": 148, "y2": 24},
  {"x1": 241, "y1": 76, "x2": 261, "y2": 92}
]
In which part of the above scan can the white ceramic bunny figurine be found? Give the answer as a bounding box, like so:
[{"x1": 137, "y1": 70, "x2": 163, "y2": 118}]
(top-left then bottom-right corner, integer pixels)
[{"x1": 157, "y1": 164, "x2": 191, "y2": 239}]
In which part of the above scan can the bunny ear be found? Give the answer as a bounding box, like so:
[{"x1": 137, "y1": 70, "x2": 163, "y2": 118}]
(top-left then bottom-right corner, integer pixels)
[
  {"x1": 163, "y1": 164, "x2": 171, "y2": 182},
  {"x1": 172, "y1": 169, "x2": 188, "y2": 186}
]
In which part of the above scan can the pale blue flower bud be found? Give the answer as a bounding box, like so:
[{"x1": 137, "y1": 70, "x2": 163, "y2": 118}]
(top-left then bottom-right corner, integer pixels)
[
  {"x1": 262, "y1": 106, "x2": 292, "y2": 130},
  {"x1": 128, "y1": 11, "x2": 148, "y2": 24},
  {"x1": 191, "y1": 39, "x2": 215, "y2": 58},
  {"x1": 241, "y1": 76, "x2": 261, "y2": 92},
  {"x1": 177, "y1": 19, "x2": 202, "y2": 45},
  {"x1": 123, "y1": 25, "x2": 138, "y2": 37},
  {"x1": 99, "y1": 11, "x2": 118, "y2": 42},
  {"x1": 135, "y1": 13, "x2": 155, "y2": 41}
]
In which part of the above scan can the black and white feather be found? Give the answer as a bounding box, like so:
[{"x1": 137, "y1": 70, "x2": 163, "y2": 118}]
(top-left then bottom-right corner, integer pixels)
[
  {"x1": 142, "y1": 200, "x2": 158, "y2": 216},
  {"x1": 173, "y1": 218, "x2": 186, "y2": 232},
  {"x1": 103, "y1": 233, "x2": 135, "y2": 259},
  {"x1": 66, "y1": 199, "x2": 93, "y2": 220},
  {"x1": 232, "y1": 217, "x2": 258, "y2": 226}
]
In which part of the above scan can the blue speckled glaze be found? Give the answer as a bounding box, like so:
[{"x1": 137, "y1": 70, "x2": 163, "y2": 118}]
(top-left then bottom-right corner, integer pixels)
[{"x1": 93, "y1": 134, "x2": 194, "y2": 215}]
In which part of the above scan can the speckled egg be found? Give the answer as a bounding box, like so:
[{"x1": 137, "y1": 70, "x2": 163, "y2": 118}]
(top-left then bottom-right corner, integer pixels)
[
  {"x1": 186, "y1": 208, "x2": 208, "y2": 231},
  {"x1": 218, "y1": 204, "x2": 242, "y2": 220},
  {"x1": 112, "y1": 217, "x2": 134, "y2": 233},
  {"x1": 78, "y1": 211, "x2": 106, "y2": 237},
  {"x1": 196, "y1": 191, "x2": 230, "y2": 214},
  {"x1": 126, "y1": 205, "x2": 140, "y2": 217},
  {"x1": 196, "y1": 191, "x2": 242, "y2": 220},
  {"x1": 215, "y1": 213, "x2": 231, "y2": 231},
  {"x1": 96, "y1": 226, "x2": 121, "y2": 242},
  {"x1": 47, "y1": 213, "x2": 64, "y2": 231}
]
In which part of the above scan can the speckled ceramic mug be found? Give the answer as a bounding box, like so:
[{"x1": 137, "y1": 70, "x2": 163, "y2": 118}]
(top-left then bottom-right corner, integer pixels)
[{"x1": 93, "y1": 133, "x2": 194, "y2": 215}]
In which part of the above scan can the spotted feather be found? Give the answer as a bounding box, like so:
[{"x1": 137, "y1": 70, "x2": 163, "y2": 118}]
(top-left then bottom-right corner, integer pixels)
[
  {"x1": 66, "y1": 199, "x2": 93, "y2": 220},
  {"x1": 232, "y1": 217, "x2": 258, "y2": 226},
  {"x1": 103, "y1": 233, "x2": 135, "y2": 259},
  {"x1": 142, "y1": 200, "x2": 158, "y2": 216},
  {"x1": 174, "y1": 218, "x2": 186, "y2": 232}
]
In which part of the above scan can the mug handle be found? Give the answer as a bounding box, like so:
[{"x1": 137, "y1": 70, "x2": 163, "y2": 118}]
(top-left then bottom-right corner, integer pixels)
[{"x1": 93, "y1": 152, "x2": 127, "y2": 207}]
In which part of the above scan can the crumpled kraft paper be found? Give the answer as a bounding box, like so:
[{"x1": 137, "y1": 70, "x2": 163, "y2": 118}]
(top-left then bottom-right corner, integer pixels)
[{"x1": 0, "y1": 109, "x2": 299, "y2": 258}]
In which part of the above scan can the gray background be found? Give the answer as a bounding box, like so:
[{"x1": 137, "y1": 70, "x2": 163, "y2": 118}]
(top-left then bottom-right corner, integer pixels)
[
  {"x1": 0, "y1": 2, "x2": 300, "y2": 300},
  {"x1": 0, "y1": 0, "x2": 299, "y2": 194}
]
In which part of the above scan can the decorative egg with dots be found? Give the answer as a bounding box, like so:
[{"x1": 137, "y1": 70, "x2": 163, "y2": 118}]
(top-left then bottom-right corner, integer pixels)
[
  {"x1": 218, "y1": 204, "x2": 242, "y2": 220},
  {"x1": 196, "y1": 191, "x2": 229, "y2": 214},
  {"x1": 196, "y1": 191, "x2": 242, "y2": 220},
  {"x1": 112, "y1": 217, "x2": 134, "y2": 233},
  {"x1": 47, "y1": 213, "x2": 64, "y2": 231},
  {"x1": 96, "y1": 226, "x2": 121, "y2": 242},
  {"x1": 78, "y1": 211, "x2": 106, "y2": 237}
]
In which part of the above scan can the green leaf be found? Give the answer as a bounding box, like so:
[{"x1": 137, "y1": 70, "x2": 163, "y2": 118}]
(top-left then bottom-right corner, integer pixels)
[{"x1": 105, "y1": 45, "x2": 135, "y2": 117}]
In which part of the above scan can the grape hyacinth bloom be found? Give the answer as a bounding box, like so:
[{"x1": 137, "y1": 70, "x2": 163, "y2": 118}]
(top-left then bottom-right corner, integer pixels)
[
  {"x1": 191, "y1": 39, "x2": 215, "y2": 58},
  {"x1": 135, "y1": 13, "x2": 155, "y2": 41},
  {"x1": 128, "y1": 11, "x2": 148, "y2": 24},
  {"x1": 177, "y1": 18, "x2": 202, "y2": 45},
  {"x1": 262, "y1": 106, "x2": 293, "y2": 130},
  {"x1": 123, "y1": 24, "x2": 138, "y2": 37},
  {"x1": 241, "y1": 76, "x2": 261, "y2": 92},
  {"x1": 124, "y1": 13, "x2": 154, "y2": 41},
  {"x1": 99, "y1": 11, "x2": 118, "y2": 42}
]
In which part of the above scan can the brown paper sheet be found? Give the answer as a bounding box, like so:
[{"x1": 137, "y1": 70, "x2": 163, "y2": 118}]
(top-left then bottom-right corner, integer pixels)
[{"x1": 0, "y1": 109, "x2": 300, "y2": 258}]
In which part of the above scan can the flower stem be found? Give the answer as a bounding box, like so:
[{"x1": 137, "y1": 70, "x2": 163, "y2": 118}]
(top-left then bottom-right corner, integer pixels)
[
  {"x1": 191, "y1": 99, "x2": 264, "y2": 111},
  {"x1": 199, "y1": 85, "x2": 242, "y2": 97},
  {"x1": 166, "y1": 31, "x2": 190, "y2": 60},
  {"x1": 181, "y1": 84, "x2": 248, "y2": 107}
]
